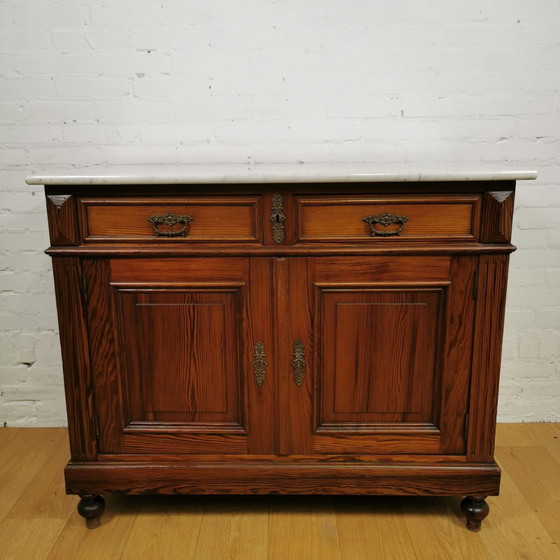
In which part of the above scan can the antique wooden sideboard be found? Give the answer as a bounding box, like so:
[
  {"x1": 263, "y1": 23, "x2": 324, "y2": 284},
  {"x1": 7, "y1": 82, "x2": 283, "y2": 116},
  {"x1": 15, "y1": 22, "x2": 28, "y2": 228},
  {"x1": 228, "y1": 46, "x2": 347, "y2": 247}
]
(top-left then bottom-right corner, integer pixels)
[{"x1": 27, "y1": 165, "x2": 536, "y2": 530}]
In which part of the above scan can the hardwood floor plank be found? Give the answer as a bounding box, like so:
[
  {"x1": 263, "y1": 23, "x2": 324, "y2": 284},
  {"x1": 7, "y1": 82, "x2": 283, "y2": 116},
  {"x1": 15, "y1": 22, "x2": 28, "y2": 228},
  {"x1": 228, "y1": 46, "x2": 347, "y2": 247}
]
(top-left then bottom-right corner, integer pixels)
[
  {"x1": 495, "y1": 445, "x2": 560, "y2": 544},
  {"x1": 120, "y1": 496, "x2": 204, "y2": 560},
  {"x1": 336, "y1": 496, "x2": 418, "y2": 560},
  {"x1": 268, "y1": 496, "x2": 342, "y2": 560},
  {"x1": 0, "y1": 425, "x2": 559, "y2": 559},
  {"x1": 527, "y1": 423, "x2": 560, "y2": 462},
  {"x1": 495, "y1": 423, "x2": 544, "y2": 446},
  {"x1": 0, "y1": 428, "x2": 21, "y2": 446},
  {"x1": 0, "y1": 429, "x2": 66, "y2": 522},
  {"x1": 401, "y1": 496, "x2": 491, "y2": 560},
  {"x1": 193, "y1": 496, "x2": 269, "y2": 560},
  {"x1": 479, "y1": 455, "x2": 560, "y2": 559},
  {"x1": 45, "y1": 496, "x2": 140, "y2": 560},
  {"x1": 6, "y1": 435, "x2": 74, "y2": 520},
  {"x1": 0, "y1": 519, "x2": 67, "y2": 560}
]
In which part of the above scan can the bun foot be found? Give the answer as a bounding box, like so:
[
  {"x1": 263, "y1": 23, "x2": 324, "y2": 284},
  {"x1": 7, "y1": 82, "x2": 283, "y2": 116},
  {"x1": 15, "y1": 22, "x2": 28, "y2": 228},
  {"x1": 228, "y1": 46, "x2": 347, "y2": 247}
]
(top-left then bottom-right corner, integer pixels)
[
  {"x1": 461, "y1": 496, "x2": 489, "y2": 532},
  {"x1": 78, "y1": 494, "x2": 105, "y2": 529}
]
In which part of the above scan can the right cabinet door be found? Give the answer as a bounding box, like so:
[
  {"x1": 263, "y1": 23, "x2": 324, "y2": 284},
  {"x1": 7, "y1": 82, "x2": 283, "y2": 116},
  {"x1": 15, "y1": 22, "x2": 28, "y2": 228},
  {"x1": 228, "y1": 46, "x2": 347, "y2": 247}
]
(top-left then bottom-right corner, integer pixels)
[{"x1": 282, "y1": 255, "x2": 477, "y2": 456}]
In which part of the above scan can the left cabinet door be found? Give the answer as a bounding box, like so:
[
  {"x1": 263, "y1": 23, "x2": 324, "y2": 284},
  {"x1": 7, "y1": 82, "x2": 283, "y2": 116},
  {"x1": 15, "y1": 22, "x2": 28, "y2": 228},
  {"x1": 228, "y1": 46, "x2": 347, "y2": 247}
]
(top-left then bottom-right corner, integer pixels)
[{"x1": 84, "y1": 256, "x2": 274, "y2": 456}]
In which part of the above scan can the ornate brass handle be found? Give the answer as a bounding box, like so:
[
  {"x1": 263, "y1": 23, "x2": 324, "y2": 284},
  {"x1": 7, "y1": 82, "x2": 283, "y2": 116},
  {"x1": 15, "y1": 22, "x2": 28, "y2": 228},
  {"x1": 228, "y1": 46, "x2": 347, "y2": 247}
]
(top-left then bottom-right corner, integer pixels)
[
  {"x1": 292, "y1": 340, "x2": 306, "y2": 386},
  {"x1": 148, "y1": 213, "x2": 193, "y2": 237},
  {"x1": 252, "y1": 341, "x2": 267, "y2": 387},
  {"x1": 363, "y1": 212, "x2": 409, "y2": 237}
]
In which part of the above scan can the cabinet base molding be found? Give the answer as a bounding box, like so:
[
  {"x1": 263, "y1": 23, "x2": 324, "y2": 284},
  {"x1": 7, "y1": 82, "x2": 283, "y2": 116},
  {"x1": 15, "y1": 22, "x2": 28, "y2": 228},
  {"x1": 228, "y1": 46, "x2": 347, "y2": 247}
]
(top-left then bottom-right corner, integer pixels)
[{"x1": 65, "y1": 461, "x2": 500, "y2": 496}]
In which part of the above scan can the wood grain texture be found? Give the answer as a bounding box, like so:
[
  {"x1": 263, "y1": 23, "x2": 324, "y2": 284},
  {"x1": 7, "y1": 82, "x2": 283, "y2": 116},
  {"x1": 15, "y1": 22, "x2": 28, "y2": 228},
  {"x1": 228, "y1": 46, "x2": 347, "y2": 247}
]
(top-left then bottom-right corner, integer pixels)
[
  {"x1": 0, "y1": 429, "x2": 66, "y2": 520},
  {"x1": 119, "y1": 497, "x2": 204, "y2": 560},
  {"x1": 1, "y1": 425, "x2": 558, "y2": 559},
  {"x1": 51, "y1": 258, "x2": 97, "y2": 461},
  {"x1": 495, "y1": 445, "x2": 560, "y2": 543},
  {"x1": 268, "y1": 497, "x2": 342, "y2": 560},
  {"x1": 86, "y1": 257, "x2": 257, "y2": 455},
  {"x1": 46, "y1": 243, "x2": 517, "y2": 257},
  {"x1": 481, "y1": 191, "x2": 514, "y2": 243},
  {"x1": 41, "y1": 181, "x2": 519, "y2": 530},
  {"x1": 295, "y1": 194, "x2": 481, "y2": 243},
  {"x1": 46, "y1": 194, "x2": 79, "y2": 246},
  {"x1": 79, "y1": 196, "x2": 262, "y2": 243},
  {"x1": 468, "y1": 255, "x2": 509, "y2": 462},
  {"x1": 64, "y1": 462, "x2": 501, "y2": 496},
  {"x1": 476, "y1": 464, "x2": 560, "y2": 560}
]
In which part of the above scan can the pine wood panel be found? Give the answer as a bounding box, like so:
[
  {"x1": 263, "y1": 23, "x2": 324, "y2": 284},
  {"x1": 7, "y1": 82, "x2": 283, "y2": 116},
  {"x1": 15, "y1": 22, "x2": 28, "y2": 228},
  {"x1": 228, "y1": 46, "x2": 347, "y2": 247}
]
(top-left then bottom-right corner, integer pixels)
[
  {"x1": 51, "y1": 258, "x2": 97, "y2": 461},
  {"x1": 79, "y1": 196, "x2": 262, "y2": 243},
  {"x1": 468, "y1": 255, "x2": 510, "y2": 462},
  {"x1": 40, "y1": 181, "x2": 521, "y2": 530},
  {"x1": 295, "y1": 194, "x2": 481, "y2": 242}
]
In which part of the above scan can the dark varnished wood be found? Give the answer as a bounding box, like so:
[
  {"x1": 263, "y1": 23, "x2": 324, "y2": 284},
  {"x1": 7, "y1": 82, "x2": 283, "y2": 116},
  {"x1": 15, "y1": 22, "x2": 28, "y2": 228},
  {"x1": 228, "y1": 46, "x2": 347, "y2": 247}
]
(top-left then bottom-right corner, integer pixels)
[
  {"x1": 46, "y1": 194, "x2": 79, "y2": 245},
  {"x1": 44, "y1": 180, "x2": 517, "y2": 529},
  {"x1": 468, "y1": 254, "x2": 510, "y2": 462},
  {"x1": 85, "y1": 257, "x2": 258, "y2": 456},
  {"x1": 51, "y1": 258, "x2": 97, "y2": 461},
  {"x1": 461, "y1": 495, "x2": 490, "y2": 532},
  {"x1": 65, "y1": 462, "x2": 501, "y2": 496},
  {"x1": 481, "y1": 191, "x2": 515, "y2": 243},
  {"x1": 77, "y1": 494, "x2": 105, "y2": 529}
]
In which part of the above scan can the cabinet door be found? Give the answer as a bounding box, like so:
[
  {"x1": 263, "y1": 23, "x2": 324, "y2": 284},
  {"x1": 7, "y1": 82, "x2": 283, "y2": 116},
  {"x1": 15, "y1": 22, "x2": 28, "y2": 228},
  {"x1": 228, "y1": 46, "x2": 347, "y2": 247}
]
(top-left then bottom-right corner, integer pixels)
[
  {"x1": 280, "y1": 256, "x2": 476, "y2": 456},
  {"x1": 84, "y1": 257, "x2": 274, "y2": 456}
]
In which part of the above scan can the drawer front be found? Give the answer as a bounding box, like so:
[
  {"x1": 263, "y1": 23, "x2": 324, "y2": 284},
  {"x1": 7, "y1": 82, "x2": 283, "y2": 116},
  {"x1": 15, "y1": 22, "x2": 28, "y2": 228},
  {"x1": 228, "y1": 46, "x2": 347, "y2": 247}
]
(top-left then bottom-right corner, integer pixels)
[
  {"x1": 79, "y1": 196, "x2": 262, "y2": 243},
  {"x1": 295, "y1": 194, "x2": 481, "y2": 243}
]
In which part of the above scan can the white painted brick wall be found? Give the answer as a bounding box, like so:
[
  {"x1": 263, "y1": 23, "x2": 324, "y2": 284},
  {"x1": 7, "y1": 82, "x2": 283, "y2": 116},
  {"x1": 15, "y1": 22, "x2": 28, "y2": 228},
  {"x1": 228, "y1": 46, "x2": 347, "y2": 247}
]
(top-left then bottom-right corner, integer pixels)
[{"x1": 1, "y1": 0, "x2": 559, "y2": 426}]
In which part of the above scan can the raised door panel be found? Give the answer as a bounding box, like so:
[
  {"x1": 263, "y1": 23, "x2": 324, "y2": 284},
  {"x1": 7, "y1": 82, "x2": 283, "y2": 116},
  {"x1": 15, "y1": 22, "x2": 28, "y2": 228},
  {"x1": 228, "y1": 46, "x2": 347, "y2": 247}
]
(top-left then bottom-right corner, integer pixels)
[
  {"x1": 118, "y1": 289, "x2": 241, "y2": 425},
  {"x1": 85, "y1": 256, "x2": 272, "y2": 455},
  {"x1": 321, "y1": 289, "x2": 441, "y2": 426},
  {"x1": 281, "y1": 256, "x2": 476, "y2": 456}
]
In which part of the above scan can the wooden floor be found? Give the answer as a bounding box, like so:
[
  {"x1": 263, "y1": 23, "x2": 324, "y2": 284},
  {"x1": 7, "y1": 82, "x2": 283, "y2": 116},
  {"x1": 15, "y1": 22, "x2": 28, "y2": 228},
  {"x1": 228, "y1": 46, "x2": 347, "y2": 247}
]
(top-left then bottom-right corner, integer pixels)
[{"x1": 0, "y1": 424, "x2": 558, "y2": 560}]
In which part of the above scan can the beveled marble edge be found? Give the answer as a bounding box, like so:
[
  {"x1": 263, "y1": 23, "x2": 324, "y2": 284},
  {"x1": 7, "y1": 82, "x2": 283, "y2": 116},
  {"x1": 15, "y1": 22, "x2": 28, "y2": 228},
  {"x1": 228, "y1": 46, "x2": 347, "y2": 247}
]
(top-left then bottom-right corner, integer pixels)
[{"x1": 25, "y1": 164, "x2": 538, "y2": 185}]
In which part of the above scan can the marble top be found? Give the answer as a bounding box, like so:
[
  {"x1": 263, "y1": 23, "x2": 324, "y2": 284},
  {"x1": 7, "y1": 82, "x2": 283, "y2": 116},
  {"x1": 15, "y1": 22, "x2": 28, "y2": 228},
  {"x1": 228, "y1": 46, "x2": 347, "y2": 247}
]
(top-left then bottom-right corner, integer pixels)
[{"x1": 25, "y1": 164, "x2": 537, "y2": 185}]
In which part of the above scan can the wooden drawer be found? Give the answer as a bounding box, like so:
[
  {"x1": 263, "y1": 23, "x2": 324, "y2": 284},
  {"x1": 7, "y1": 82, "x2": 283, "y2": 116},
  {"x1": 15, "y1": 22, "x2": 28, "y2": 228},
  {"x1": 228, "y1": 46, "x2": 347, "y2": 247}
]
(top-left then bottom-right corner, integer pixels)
[
  {"x1": 78, "y1": 196, "x2": 262, "y2": 243},
  {"x1": 295, "y1": 194, "x2": 481, "y2": 243}
]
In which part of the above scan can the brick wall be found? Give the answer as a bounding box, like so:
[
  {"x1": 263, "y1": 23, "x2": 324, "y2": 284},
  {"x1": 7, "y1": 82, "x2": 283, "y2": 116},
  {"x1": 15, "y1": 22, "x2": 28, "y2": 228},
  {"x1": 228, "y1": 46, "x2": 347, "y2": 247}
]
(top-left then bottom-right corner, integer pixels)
[{"x1": 1, "y1": 0, "x2": 559, "y2": 425}]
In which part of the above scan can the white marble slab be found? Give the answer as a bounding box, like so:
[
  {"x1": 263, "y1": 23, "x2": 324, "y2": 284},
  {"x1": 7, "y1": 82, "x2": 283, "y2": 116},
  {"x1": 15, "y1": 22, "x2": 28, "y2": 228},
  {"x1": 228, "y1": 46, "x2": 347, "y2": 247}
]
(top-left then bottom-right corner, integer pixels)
[{"x1": 25, "y1": 163, "x2": 537, "y2": 185}]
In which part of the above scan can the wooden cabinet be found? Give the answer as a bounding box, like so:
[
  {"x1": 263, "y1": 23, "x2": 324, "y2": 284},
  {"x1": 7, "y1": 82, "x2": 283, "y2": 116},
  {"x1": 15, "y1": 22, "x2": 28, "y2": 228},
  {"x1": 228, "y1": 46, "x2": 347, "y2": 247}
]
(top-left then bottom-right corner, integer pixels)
[{"x1": 34, "y1": 168, "x2": 535, "y2": 531}]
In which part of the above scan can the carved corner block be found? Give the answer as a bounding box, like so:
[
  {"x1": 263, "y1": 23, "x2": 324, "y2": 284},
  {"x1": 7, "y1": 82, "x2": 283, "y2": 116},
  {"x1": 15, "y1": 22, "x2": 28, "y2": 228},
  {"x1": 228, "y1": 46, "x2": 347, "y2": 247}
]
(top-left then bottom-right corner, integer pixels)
[
  {"x1": 481, "y1": 191, "x2": 514, "y2": 243},
  {"x1": 46, "y1": 194, "x2": 79, "y2": 246}
]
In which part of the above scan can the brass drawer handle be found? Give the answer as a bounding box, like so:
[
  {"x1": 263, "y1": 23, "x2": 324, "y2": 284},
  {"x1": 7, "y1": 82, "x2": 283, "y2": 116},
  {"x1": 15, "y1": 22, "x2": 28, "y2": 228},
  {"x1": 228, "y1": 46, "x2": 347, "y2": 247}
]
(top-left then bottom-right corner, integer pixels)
[
  {"x1": 363, "y1": 212, "x2": 409, "y2": 237},
  {"x1": 148, "y1": 213, "x2": 193, "y2": 237},
  {"x1": 292, "y1": 340, "x2": 306, "y2": 386},
  {"x1": 252, "y1": 341, "x2": 267, "y2": 387},
  {"x1": 270, "y1": 193, "x2": 286, "y2": 244}
]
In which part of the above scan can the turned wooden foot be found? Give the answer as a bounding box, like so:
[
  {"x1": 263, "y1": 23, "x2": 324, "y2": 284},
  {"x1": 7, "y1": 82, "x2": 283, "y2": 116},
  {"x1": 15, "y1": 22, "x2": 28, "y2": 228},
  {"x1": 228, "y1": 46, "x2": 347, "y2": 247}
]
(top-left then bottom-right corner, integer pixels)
[
  {"x1": 78, "y1": 494, "x2": 105, "y2": 529},
  {"x1": 461, "y1": 496, "x2": 489, "y2": 532}
]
